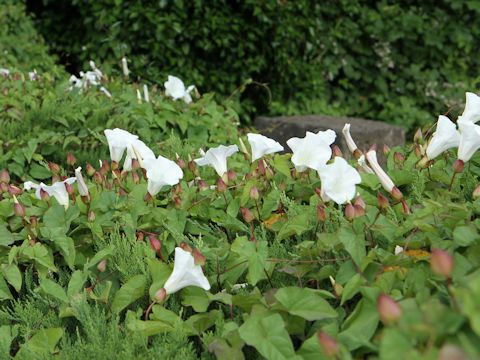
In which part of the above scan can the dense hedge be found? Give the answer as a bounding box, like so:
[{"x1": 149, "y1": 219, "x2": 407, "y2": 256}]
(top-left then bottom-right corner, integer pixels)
[
  {"x1": 0, "y1": 0, "x2": 59, "y2": 74},
  {"x1": 28, "y1": 0, "x2": 480, "y2": 129}
]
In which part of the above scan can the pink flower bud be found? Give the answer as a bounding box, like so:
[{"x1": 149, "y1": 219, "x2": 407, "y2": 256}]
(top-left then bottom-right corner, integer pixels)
[
  {"x1": 154, "y1": 288, "x2": 167, "y2": 303},
  {"x1": 345, "y1": 203, "x2": 355, "y2": 221},
  {"x1": 0, "y1": 169, "x2": 10, "y2": 184},
  {"x1": 188, "y1": 160, "x2": 196, "y2": 173},
  {"x1": 48, "y1": 162, "x2": 61, "y2": 174},
  {"x1": 250, "y1": 186, "x2": 259, "y2": 200},
  {"x1": 331, "y1": 144, "x2": 343, "y2": 157},
  {"x1": 148, "y1": 234, "x2": 161, "y2": 255},
  {"x1": 29, "y1": 216, "x2": 38, "y2": 227},
  {"x1": 382, "y1": 144, "x2": 391, "y2": 156},
  {"x1": 414, "y1": 128, "x2": 423, "y2": 144},
  {"x1": 216, "y1": 178, "x2": 227, "y2": 192},
  {"x1": 100, "y1": 160, "x2": 110, "y2": 175},
  {"x1": 86, "y1": 162, "x2": 95, "y2": 176},
  {"x1": 431, "y1": 249, "x2": 454, "y2": 278},
  {"x1": 13, "y1": 196, "x2": 25, "y2": 217},
  {"x1": 354, "y1": 196, "x2": 365, "y2": 209},
  {"x1": 377, "y1": 192, "x2": 389, "y2": 209},
  {"x1": 317, "y1": 331, "x2": 339, "y2": 357},
  {"x1": 438, "y1": 344, "x2": 467, "y2": 360},
  {"x1": 391, "y1": 186, "x2": 403, "y2": 201},
  {"x1": 93, "y1": 172, "x2": 103, "y2": 185},
  {"x1": 131, "y1": 171, "x2": 140, "y2": 184},
  {"x1": 65, "y1": 182, "x2": 74, "y2": 196},
  {"x1": 40, "y1": 188, "x2": 50, "y2": 201},
  {"x1": 354, "y1": 204, "x2": 365, "y2": 217},
  {"x1": 179, "y1": 242, "x2": 192, "y2": 253},
  {"x1": 97, "y1": 259, "x2": 107, "y2": 273},
  {"x1": 316, "y1": 204, "x2": 326, "y2": 222},
  {"x1": 176, "y1": 158, "x2": 186, "y2": 169},
  {"x1": 227, "y1": 169, "x2": 237, "y2": 182},
  {"x1": 257, "y1": 159, "x2": 266, "y2": 176},
  {"x1": 192, "y1": 248, "x2": 206, "y2": 266},
  {"x1": 377, "y1": 294, "x2": 402, "y2": 325},
  {"x1": 197, "y1": 180, "x2": 208, "y2": 191},
  {"x1": 8, "y1": 185, "x2": 22, "y2": 196},
  {"x1": 453, "y1": 159, "x2": 464, "y2": 173},
  {"x1": 66, "y1": 153, "x2": 77, "y2": 167},
  {"x1": 394, "y1": 152, "x2": 405, "y2": 165},
  {"x1": 241, "y1": 207, "x2": 255, "y2": 223},
  {"x1": 136, "y1": 231, "x2": 144, "y2": 242}
]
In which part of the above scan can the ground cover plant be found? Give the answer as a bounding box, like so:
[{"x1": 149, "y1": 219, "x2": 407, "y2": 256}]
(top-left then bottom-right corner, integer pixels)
[{"x1": 1, "y1": 65, "x2": 480, "y2": 358}]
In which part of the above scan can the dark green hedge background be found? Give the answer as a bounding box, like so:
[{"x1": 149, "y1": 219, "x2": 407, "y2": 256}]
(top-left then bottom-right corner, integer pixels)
[{"x1": 26, "y1": 0, "x2": 480, "y2": 129}]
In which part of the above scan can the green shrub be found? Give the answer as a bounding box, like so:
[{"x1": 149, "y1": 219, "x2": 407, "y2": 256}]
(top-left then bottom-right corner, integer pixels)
[
  {"x1": 29, "y1": 0, "x2": 480, "y2": 129},
  {"x1": 0, "y1": 0, "x2": 59, "y2": 74}
]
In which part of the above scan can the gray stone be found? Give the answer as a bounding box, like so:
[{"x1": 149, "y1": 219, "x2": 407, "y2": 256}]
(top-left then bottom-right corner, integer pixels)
[{"x1": 255, "y1": 115, "x2": 405, "y2": 160}]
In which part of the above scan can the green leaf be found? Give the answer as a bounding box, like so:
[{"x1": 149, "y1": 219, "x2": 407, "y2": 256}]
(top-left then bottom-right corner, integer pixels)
[
  {"x1": 38, "y1": 278, "x2": 68, "y2": 303},
  {"x1": 2, "y1": 264, "x2": 22, "y2": 292},
  {"x1": 274, "y1": 287, "x2": 338, "y2": 321},
  {"x1": 182, "y1": 286, "x2": 210, "y2": 312},
  {"x1": 111, "y1": 275, "x2": 146, "y2": 314},
  {"x1": 126, "y1": 319, "x2": 174, "y2": 336},
  {"x1": 85, "y1": 245, "x2": 115, "y2": 270},
  {"x1": 273, "y1": 155, "x2": 292, "y2": 179},
  {"x1": 453, "y1": 225, "x2": 478, "y2": 247},
  {"x1": 16, "y1": 328, "x2": 63, "y2": 358},
  {"x1": 0, "y1": 225, "x2": 15, "y2": 246},
  {"x1": 338, "y1": 227, "x2": 366, "y2": 267},
  {"x1": 239, "y1": 313, "x2": 301, "y2": 360},
  {"x1": 340, "y1": 273, "x2": 365, "y2": 305},
  {"x1": 0, "y1": 325, "x2": 18, "y2": 359},
  {"x1": 277, "y1": 212, "x2": 310, "y2": 241},
  {"x1": 0, "y1": 275, "x2": 13, "y2": 301},
  {"x1": 209, "y1": 338, "x2": 245, "y2": 360},
  {"x1": 231, "y1": 236, "x2": 268, "y2": 285},
  {"x1": 67, "y1": 270, "x2": 88, "y2": 298}
]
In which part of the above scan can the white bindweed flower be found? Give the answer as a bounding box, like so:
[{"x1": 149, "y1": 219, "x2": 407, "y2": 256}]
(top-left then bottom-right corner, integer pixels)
[
  {"x1": 164, "y1": 75, "x2": 195, "y2": 104},
  {"x1": 317, "y1": 157, "x2": 361, "y2": 204},
  {"x1": 426, "y1": 115, "x2": 460, "y2": 159},
  {"x1": 163, "y1": 247, "x2": 210, "y2": 294},
  {"x1": 287, "y1": 130, "x2": 336, "y2": 172},
  {"x1": 394, "y1": 246, "x2": 404, "y2": 255},
  {"x1": 143, "y1": 155, "x2": 183, "y2": 196},
  {"x1": 458, "y1": 92, "x2": 480, "y2": 124},
  {"x1": 342, "y1": 123, "x2": 358, "y2": 153},
  {"x1": 100, "y1": 86, "x2": 112, "y2": 98},
  {"x1": 28, "y1": 70, "x2": 38, "y2": 81},
  {"x1": 457, "y1": 120, "x2": 480, "y2": 162},
  {"x1": 358, "y1": 154, "x2": 374, "y2": 174},
  {"x1": 124, "y1": 139, "x2": 155, "y2": 171},
  {"x1": 247, "y1": 133, "x2": 284, "y2": 162},
  {"x1": 121, "y1": 57, "x2": 129, "y2": 78},
  {"x1": 24, "y1": 178, "x2": 76, "y2": 209},
  {"x1": 365, "y1": 149, "x2": 396, "y2": 192},
  {"x1": 104, "y1": 128, "x2": 139, "y2": 164},
  {"x1": 143, "y1": 84, "x2": 150, "y2": 103},
  {"x1": 194, "y1": 144, "x2": 239, "y2": 177},
  {"x1": 75, "y1": 167, "x2": 89, "y2": 197},
  {"x1": 0, "y1": 68, "x2": 10, "y2": 77}
]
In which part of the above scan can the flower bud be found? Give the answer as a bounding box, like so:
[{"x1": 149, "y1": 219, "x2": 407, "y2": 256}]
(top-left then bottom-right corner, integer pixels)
[
  {"x1": 354, "y1": 204, "x2": 365, "y2": 217},
  {"x1": 176, "y1": 158, "x2": 186, "y2": 169},
  {"x1": 414, "y1": 145, "x2": 423, "y2": 158},
  {"x1": 88, "y1": 210, "x2": 96, "y2": 222},
  {"x1": 354, "y1": 196, "x2": 365, "y2": 209},
  {"x1": 317, "y1": 331, "x2": 339, "y2": 357},
  {"x1": 174, "y1": 195, "x2": 182, "y2": 208},
  {"x1": 216, "y1": 178, "x2": 227, "y2": 192},
  {"x1": 179, "y1": 242, "x2": 193, "y2": 253},
  {"x1": 40, "y1": 188, "x2": 50, "y2": 201},
  {"x1": 97, "y1": 259, "x2": 107, "y2": 273},
  {"x1": 241, "y1": 207, "x2": 255, "y2": 223},
  {"x1": 329, "y1": 276, "x2": 343, "y2": 298},
  {"x1": 192, "y1": 248, "x2": 206, "y2": 266},
  {"x1": 8, "y1": 185, "x2": 22, "y2": 196},
  {"x1": 257, "y1": 159, "x2": 266, "y2": 176},
  {"x1": 438, "y1": 344, "x2": 467, "y2": 360},
  {"x1": 93, "y1": 172, "x2": 103, "y2": 185},
  {"x1": 131, "y1": 158, "x2": 140, "y2": 170},
  {"x1": 331, "y1": 144, "x2": 343, "y2": 158},
  {"x1": 86, "y1": 162, "x2": 95, "y2": 176},
  {"x1": 394, "y1": 152, "x2": 405, "y2": 165},
  {"x1": 154, "y1": 288, "x2": 167, "y2": 303},
  {"x1": 377, "y1": 192, "x2": 389, "y2": 209},
  {"x1": 391, "y1": 186, "x2": 403, "y2": 201},
  {"x1": 353, "y1": 149, "x2": 363, "y2": 160},
  {"x1": 413, "y1": 128, "x2": 423, "y2": 144},
  {"x1": 430, "y1": 249, "x2": 454, "y2": 278},
  {"x1": 48, "y1": 162, "x2": 61, "y2": 174},
  {"x1": 0, "y1": 182, "x2": 8, "y2": 193},
  {"x1": 345, "y1": 203, "x2": 355, "y2": 221},
  {"x1": 227, "y1": 169, "x2": 237, "y2": 182},
  {"x1": 188, "y1": 160, "x2": 196, "y2": 173},
  {"x1": 401, "y1": 200, "x2": 410, "y2": 215},
  {"x1": 144, "y1": 192, "x2": 153, "y2": 202},
  {"x1": 131, "y1": 171, "x2": 140, "y2": 184},
  {"x1": 382, "y1": 144, "x2": 391, "y2": 156},
  {"x1": 66, "y1": 153, "x2": 77, "y2": 167},
  {"x1": 100, "y1": 160, "x2": 110, "y2": 175},
  {"x1": 0, "y1": 169, "x2": 10, "y2": 184},
  {"x1": 65, "y1": 182, "x2": 74, "y2": 196},
  {"x1": 250, "y1": 186, "x2": 259, "y2": 200},
  {"x1": 473, "y1": 184, "x2": 480, "y2": 199},
  {"x1": 453, "y1": 159, "x2": 464, "y2": 173},
  {"x1": 148, "y1": 234, "x2": 161, "y2": 255},
  {"x1": 377, "y1": 294, "x2": 402, "y2": 325},
  {"x1": 29, "y1": 216, "x2": 38, "y2": 227},
  {"x1": 13, "y1": 196, "x2": 25, "y2": 217},
  {"x1": 197, "y1": 180, "x2": 208, "y2": 191},
  {"x1": 136, "y1": 231, "x2": 144, "y2": 242},
  {"x1": 316, "y1": 204, "x2": 326, "y2": 222}
]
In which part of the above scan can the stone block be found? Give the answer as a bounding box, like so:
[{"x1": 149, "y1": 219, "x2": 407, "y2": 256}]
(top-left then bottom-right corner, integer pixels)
[{"x1": 255, "y1": 115, "x2": 405, "y2": 161}]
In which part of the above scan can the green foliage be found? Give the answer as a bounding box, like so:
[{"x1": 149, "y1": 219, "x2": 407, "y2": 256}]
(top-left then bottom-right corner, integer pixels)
[
  {"x1": 30, "y1": 0, "x2": 480, "y2": 129},
  {"x1": 0, "y1": 0, "x2": 59, "y2": 74}
]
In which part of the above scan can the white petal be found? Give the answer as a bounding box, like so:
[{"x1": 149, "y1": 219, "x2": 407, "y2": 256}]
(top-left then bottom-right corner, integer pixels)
[
  {"x1": 288, "y1": 131, "x2": 333, "y2": 172},
  {"x1": 247, "y1": 133, "x2": 284, "y2": 162},
  {"x1": 426, "y1": 115, "x2": 460, "y2": 159},
  {"x1": 143, "y1": 156, "x2": 183, "y2": 195},
  {"x1": 164, "y1": 75, "x2": 186, "y2": 100},
  {"x1": 459, "y1": 92, "x2": 480, "y2": 124},
  {"x1": 194, "y1": 145, "x2": 238, "y2": 177},
  {"x1": 458, "y1": 121, "x2": 480, "y2": 162},
  {"x1": 318, "y1": 157, "x2": 361, "y2": 204},
  {"x1": 365, "y1": 150, "x2": 395, "y2": 192}
]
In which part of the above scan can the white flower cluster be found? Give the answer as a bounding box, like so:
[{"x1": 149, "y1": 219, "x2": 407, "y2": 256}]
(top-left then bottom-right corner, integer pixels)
[
  {"x1": 426, "y1": 92, "x2": 480, "y2": 163},
  {"x1": 69, "y1": 60, "x2": 111, "y2": 97}
]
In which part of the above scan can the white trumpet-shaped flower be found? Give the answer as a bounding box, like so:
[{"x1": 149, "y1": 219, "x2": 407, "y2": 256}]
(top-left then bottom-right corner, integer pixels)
[
  {"x1": 317, "y1": 157, "x2": 361, "y2": 204},
  {"x1": 394, "y1": 246, "x2": 404, "y2": 255},
  {"x1": 104, "y1": 128, "x2": 139, "y2": 163},
  {"x1": 24, "y1": 178, "x2": 76, "y2": 208},
  {"x1": 365, "y1": 149, "x2": 396, "y2": 192},
  {"x1": 164, "y1": 75, "x2": 195, "y2": 104},
  {"x1": 125, "y1": 139, "x2": 156, "y2": 171},
  {"x1": 457, "y1": 120, "x2": 480, "y2": 162},
  {"x1": 426, "y1": 115, "x2": 461, "y2": 159},
  {"x1": 121, "y1": 57, "x2": 129, "y2": 78},
  {"x1": 247, "y1": 133, "x2": 284, "y2": 162},
  {"x1": 75, "y1": 167, "x2": 89, "y2": 197},
  {"x1": 194, "y1": 144, "x2": 238, "y2": 177},
  {"x1": 143, "y1": 155, "x2": 183, "y2": 196},
  {"x1": 342, "y1": 124, "x2": 358, "y2": 153},
  {"x1": 163, "y1": 247, "x2": 211, "y2": 294},
  {"x1": 458, "y1": 92, "x2": 480, "y2": 124},
  {"x1": 0, "y1": 68, "x2": 10, "y2": 77},
  {"x1": 287, "y1": 130, "x2": 336, "y2": 172}
]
